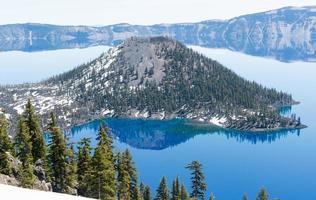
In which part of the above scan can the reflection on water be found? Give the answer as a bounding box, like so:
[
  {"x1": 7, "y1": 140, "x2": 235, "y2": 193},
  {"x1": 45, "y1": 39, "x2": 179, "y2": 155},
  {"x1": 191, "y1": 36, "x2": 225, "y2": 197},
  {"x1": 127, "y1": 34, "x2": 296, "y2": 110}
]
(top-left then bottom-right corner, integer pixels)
[{"x1": 66, "y1": 118, "x2": 301, "y2": 150}]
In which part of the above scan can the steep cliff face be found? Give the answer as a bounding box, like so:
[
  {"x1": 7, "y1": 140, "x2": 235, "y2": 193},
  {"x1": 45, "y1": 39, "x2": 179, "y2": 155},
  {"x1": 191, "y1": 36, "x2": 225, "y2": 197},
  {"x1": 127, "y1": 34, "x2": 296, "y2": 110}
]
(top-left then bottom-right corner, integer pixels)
[
  {"x1": 0, "y1": 37, "x2": 303, "y2": 132},
  {"x1": 0, "y1": 6, "x2": 316, "y2": 62}
]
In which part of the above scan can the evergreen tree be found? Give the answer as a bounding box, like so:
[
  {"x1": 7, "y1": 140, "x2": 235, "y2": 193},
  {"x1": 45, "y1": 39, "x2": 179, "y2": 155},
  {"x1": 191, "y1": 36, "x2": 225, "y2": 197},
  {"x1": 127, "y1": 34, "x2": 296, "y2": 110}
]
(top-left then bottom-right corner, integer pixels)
[
  {"x1": 90, "y1": 125, "x2": 116, "y2": 200},
  {"x1": 143, "y1": 186, "x2": 152, "y2": 200},
  {"x1": 66, "y1": 144, "x2": 77, "y2": 190},
  {"x1": 47, "y1": 113, "x2": 71, "y2": 193},
  {"x1": 155, "y1": 176, "x2": 169, "y2": 200},
  {"x1": 15, "y1": 117, "x2": 35, "y2": 188},
  {"x1": 123, "y1": 149, "x2": 138, "y2": 199},
  {"x1": 133, "y1": 185, "x2": 143, "y2": 200},
  {"x1": 23, "y1": 99, "x2": 46, "y2": 162},
  {"x1": 0, "y1": 114, "x2": 13, "y2": 175},
  {"x1": 180, "y1": 184, "x2": 190, "y2": 200},
  {"x1": 140, "y1": 182, "x2": 146, "y2": 197},
  {"x1": 117, "y1": 152, "x2": 131, "y2": 200},
  {"x1": 242, "y1": 194, "x2": 249, "y2": 200},
  {"x1": 117, "y1": 148, "x2": 138, "y2": 200},
  {"x1": 77, "y1": 137, "x2": 93, "y2": 196},
  {"x1": 186, "y1": 161, "x2": 207, "y2": 200},
  {"x1": 172, "y1": 176, "x2": 180, "y2": 200},
  {"x1": 209, "y1": 193, "x2": 215, "y2": 200},
  {"x1": 256, "y1": 188, "x2": 269, "y2": 200}
]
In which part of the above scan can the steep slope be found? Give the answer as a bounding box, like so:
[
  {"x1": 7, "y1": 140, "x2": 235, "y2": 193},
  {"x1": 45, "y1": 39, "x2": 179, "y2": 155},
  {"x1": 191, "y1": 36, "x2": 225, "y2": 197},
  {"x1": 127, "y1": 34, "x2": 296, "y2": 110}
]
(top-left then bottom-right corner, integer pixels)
[
  {"x1": 0, "y1": 37, "x2": 303, "y2": 132},
  {"x1": 0, "y1": 6, "x2": 316, "y2": 62}
]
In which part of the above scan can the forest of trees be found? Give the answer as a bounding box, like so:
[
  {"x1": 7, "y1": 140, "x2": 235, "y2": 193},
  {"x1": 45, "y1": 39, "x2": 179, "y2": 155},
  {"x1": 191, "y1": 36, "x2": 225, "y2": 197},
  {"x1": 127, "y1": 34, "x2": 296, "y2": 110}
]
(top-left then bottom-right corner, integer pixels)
[
  {"x1": 47, "y1": 37, "x2": 294, "y2": 129},
  {"x1": 0, "y1": 100, "x2": 280, "y2": 200}
]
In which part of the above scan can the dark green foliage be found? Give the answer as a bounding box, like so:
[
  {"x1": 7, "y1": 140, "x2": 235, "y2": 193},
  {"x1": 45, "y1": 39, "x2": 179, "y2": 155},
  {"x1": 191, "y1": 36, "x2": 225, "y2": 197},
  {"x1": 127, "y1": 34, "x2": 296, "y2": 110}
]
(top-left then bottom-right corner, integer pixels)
[
  {"x1": 143, "y1": 185, "x2": 152, "y2": 200},
  {"x1": 186, "y1": 161, "x2": 207, "y2": 200},
  {"x1": 117, "y1": 148, "x2": 139, "y2": 200},
  {"x1": 256, "y1": 188, "x2": 269, "y2": 200},
  {"x1": 77, "y1": 137, "x2": 93, "y2": 196},
  {"x1": 124, "y1": 149, "x2": 138, "y2": 199},
  {"x1": 23, "y1": 99, "x2": 46, "y2": 162},
  {"x1": 117, "y1": 152, "x2": 131, "y2": 200},
  {"x1": 90, "y1": 125, "x2": 116, "y2": 200},
  {"x1": 172, "y1": 176, "x2": 181, "y2": 200},
  {"x1": 208, "y1": 193, "x2": 215, "y2": 200},
  {"x1": 47, "y1": 114, "x2": 71, "y2": 193},
  {"x1": 66, "y1": 144, "x2": 77, "y2": 190},
  {"x1": 0, "y1": 114, "x2": 13, "y2": 175},
  {"x1": 133, "y1": 185, "x2": 143, "y2": 200},
  {"x1": 242, "y1": 194, "x2": 249, "y2": 200},
  {"x1": 180, "y1": 184, "x2": 190, "y2": 200},
  {"x1": 15, "y1": 117, "x2": 35, "y2": 188},
  {"x1": 156, "y1": 176, "x2": 169, "y2": 200}
]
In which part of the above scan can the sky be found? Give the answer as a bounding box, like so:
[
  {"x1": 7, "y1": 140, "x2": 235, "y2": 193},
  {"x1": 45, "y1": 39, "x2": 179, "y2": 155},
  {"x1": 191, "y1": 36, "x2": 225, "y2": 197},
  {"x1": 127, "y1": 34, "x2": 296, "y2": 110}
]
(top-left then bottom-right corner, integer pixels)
[{"x1": 0, "y1": 0, "x2": 315, "y2": 26}]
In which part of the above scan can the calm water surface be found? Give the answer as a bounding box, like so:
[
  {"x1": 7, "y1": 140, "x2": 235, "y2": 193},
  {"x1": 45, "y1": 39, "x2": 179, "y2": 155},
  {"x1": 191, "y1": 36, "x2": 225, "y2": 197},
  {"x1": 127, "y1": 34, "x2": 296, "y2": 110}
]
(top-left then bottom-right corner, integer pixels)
[{"x1": 1, "y1": 46, "x2": 315, "y2": 200}]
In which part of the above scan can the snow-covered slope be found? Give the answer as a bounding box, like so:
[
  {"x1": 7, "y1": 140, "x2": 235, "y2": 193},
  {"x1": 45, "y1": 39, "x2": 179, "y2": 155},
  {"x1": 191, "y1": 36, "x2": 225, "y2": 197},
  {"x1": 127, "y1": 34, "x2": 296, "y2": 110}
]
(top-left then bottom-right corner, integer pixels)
[{"x1": 0, "y1": 184, "x2": 94, "y2": 200}]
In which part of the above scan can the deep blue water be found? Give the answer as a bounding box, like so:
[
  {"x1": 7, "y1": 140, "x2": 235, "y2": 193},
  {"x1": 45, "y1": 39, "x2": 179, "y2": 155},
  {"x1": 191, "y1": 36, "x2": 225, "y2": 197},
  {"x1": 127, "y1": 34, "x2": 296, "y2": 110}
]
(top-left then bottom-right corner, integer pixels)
[{"x1": 1, "y1": 46, "x2": 316, "y2": 200}]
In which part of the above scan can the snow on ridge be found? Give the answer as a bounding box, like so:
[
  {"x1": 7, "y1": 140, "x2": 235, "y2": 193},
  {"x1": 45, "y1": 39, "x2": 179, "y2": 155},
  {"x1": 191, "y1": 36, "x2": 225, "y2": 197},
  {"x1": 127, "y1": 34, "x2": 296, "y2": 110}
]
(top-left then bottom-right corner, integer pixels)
[{"x1": 0, "y1": 184, "x2": 95, "y2": 200}]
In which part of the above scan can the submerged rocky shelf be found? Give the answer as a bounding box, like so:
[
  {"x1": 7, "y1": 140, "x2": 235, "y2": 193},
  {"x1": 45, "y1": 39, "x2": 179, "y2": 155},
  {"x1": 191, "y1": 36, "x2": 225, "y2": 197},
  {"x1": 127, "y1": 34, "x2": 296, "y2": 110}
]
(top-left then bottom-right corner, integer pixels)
[{"x1": 0, "y1": 37, "x2": 305, "y2": 134}]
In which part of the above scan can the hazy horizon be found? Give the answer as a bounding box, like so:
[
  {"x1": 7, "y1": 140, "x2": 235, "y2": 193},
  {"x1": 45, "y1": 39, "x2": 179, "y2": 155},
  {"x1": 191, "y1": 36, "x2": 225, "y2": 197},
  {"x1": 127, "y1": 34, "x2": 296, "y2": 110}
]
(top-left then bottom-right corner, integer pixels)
[{"x1": 0, "y1": 0, "x2": 315, "y2": 26}]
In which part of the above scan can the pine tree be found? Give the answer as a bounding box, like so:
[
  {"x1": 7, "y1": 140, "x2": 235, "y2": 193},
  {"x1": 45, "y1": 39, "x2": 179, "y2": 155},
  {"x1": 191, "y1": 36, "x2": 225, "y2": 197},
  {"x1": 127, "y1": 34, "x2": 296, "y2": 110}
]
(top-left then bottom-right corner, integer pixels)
[
  {"x1": 66, "y1": 144, "x2": 77, "y2": 190},
  {"x1": 186, "y1": 161, "x2": 207, "y2": 200},
  {"x1": 143, "y1": 186, "x2": 152, "y2": 200},
  {"x1": 47, "y1": 113, "x2": 70, "y2": 193},
  {"x1": 117, "y1": 152, "x2": 131, "y2": 200},
  {"x1": 0, "y1": 114, "x2": 13, "y2": 175},
  {"x1": 172, "y1": 176, "x2": 180, "y2": 200},
  {"x1": 123, "y1": 149, "x2": 138, "y2": 199},
  {"x1": 180, "y1": 184, "x2": 190, "y2": 200},
  {"x1": 242, "y1": 194, "x2": 249, "y2": 200},
  {"x1": 140, "y1": 182, "x2": 146, "y2": 197},
  {"x1": 23, "y1": 99, "x2": 46, "y2": 162},
  {"x1": 209, "y1": 193, "x2": 215, "y2": 200},
  {"x1": 133, "y1": 185, "x2": 143, "y2": 200},
  {"x1": 15, "y1": 117, "x2": 35, "y2": 188},
  {"x1": 77, "y1": 137, "x2": 93, "y2": 197},
  {"x1": 156, "y1": 176, "x2": 169, "y2": 200},
  {"x1": 256, "y1": 188, "x2": 269, "y2": 200},
  {"x1": 90, "y1": 125, "x2": 116, "y2": 200}
]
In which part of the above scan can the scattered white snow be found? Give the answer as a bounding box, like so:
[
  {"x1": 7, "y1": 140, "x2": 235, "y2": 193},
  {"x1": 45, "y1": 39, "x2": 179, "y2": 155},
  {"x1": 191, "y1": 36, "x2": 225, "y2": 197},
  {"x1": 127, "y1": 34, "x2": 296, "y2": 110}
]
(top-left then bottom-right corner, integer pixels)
[
  {"x1": 13, "y1": 104, "x2": 24, "y2": 115},
  {"x1": 0, "y1": 184, "x2": 94, "y2": 200},
  {"x1": 209, "y1": 116, "x2": 227, "y2": 127},
  {"x1": 102, "y1": 109, "x2": 114, "y2": 115}
]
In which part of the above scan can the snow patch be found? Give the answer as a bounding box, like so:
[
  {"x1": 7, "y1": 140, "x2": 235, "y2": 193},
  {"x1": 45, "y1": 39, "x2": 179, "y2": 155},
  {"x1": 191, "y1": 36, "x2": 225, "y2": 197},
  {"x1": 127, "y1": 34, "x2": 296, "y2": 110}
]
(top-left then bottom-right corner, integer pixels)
[
  {"x1": 209, "y1": 117, "x2": 227, "y2": 127},
  {"x1": 0, "y1": 184, "x2": 94, "y2": 200}
]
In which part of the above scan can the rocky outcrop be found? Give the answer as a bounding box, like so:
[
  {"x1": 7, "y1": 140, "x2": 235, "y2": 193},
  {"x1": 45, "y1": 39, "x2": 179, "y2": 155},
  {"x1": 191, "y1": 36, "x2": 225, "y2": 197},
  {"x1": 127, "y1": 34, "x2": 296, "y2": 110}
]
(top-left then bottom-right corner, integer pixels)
[
  {"x1": 0, "y1": 154, "x2": 52, "y2": 191},
  {"x1": 0, "y1": 174, "x2": 19, "y2": 186}
]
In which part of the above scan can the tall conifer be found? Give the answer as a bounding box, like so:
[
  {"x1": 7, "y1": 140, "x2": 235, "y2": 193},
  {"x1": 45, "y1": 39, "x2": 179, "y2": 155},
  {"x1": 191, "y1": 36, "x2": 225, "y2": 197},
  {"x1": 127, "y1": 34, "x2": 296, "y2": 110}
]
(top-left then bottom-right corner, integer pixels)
[
  {"x1": 155, "y1": 176, "x2": 169, "y2": 200},
  {"x1": 47, "y1": 113, "x2": 70, "y2": 193},
  {"x1": 186, "y1": 161, "x2": 207, "y2": 200},
  {"x1": 143, "y1": 186, "x2": 152, "y2": 200},
  {"x1": 172, "y1": 176, "x2": 180, "y2": 200},
  {"x1": 180, "y1": 184, "x2": 190, "y2": 200},
  {"x1": 90, "y1": 125, "x2": 116, "y2": 200},
  {"x1": 23, "y1": 100, "x2": 46, "y2": 162},
  {"x1": 77, "y1": 137, "x2": 93, "y2": 197},
  {"x1": 256, "y1": 188, "x2": 269, "y2": 200},
  {"x1": 0, "y1": 114, "x2": 13, "y2": 175},
  {"x1": 15, "y1": 117, "x2": 35, "y2": 188}
]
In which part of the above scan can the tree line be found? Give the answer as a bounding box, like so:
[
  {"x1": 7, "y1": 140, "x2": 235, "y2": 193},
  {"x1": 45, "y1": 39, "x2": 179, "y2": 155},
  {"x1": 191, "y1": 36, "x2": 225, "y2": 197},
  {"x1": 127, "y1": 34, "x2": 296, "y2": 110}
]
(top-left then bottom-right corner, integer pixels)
[{"x1": 1, "y1": 100, "x2": 278, "y2": 200}]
